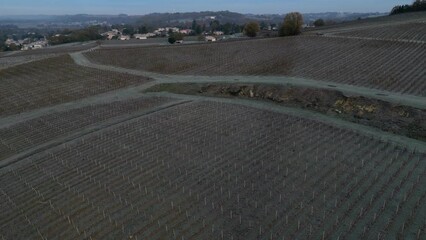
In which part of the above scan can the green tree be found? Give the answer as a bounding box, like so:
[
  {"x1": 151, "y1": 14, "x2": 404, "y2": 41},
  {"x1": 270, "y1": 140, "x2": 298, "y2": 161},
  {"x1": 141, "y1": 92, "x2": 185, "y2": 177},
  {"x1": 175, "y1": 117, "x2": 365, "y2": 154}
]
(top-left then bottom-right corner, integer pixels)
[
  {"x1": 195, "y1": 25, "x2": 202, "y2": 35},
  {"x1": 168, "y1": 36, "x2": 176, "y2": 44},
  {"x1": 192, "y1": 19, "x2": 197, "y2": 30},
  {"x1": 279, "y1": 12, "x2": 304, "y2": 37},
  {"x1": 222, "y1": 23, "x2": 232, "y2": 35},
  {"x1": 244, "y1": 22, "x2": 260, "y2": 37},
  {"x1": 138, "y1": 26, "x2": 148, "y2": 34},
  {"x1": 210, "y1": 20, "x2": 220, "y2": 32},
  {"x1": 390, "y1": 0, "x2": 426, "y2": 15},
  {"x1": 168, "y1": 32, "x2": 184, "y2": 44},
  {"x1": 313, "y1": 18, "x2": 325, "y2": 27},
  {"x1": 122, "y1": 26, "x2": 134, "y2": 36}
]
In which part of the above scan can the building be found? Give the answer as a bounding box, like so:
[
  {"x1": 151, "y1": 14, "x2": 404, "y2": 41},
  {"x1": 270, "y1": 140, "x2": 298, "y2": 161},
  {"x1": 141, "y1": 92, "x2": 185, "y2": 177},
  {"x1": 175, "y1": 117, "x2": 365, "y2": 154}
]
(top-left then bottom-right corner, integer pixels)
[
  {"x1": 205, "y1": 36, "x2": 217, "y2": 42},
  {"x1": 134, "y1": 34, "x2": 147, "y2": 40},
  {"x1": 119, "y1": 35, "x2": 131, "y2": 41},
  {"x1": 179, "y1": 29, "x2": 193, "y2": 35}
]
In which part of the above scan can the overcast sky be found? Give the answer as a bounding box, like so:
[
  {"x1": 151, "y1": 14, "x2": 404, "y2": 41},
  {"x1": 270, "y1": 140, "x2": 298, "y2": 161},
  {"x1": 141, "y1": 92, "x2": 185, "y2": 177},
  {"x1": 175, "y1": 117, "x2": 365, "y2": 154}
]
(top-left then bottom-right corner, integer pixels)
[{"x1": 0, "y1": 0, "x2": 414, "y2": 15}]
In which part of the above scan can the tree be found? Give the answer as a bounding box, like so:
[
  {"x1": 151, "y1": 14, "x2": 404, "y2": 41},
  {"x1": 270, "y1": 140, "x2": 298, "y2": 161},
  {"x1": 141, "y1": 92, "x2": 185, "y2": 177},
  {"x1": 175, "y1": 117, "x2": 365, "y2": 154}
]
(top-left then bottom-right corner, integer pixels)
[
  {"x1": 244, "y1": 22, "x2": 260, "y2": 37},
  {"x1": 390, "y1": 0, "x2": 426, "y2": 15},
  {"x1": 279, "y1": 12, "x2": 304, "y2": 37},
  {"x1": 313, "y1": 19, "x2": 325, "y2": 27},
  {"x1": 138, "y1": 26, "x2": 148, "y2": 34},
  {"x1": 168, "y1": 36, "x2": 176, "y2": 44},
  {"x1": 210, "y1": 20, "x2": 220, "y2": 33},
  {"x1": 222, "y1": 23, "x2": 232, "y2": 35},
  {"x1": 192, "y1": 19, "x2": 197, "y2": 30},
  {"x1": 195, "y1": 25, "x2": 202, "y2": 35},
  {"x1": 122, "y1": 26, "x2": 134, "y2": 36},
  {"x1": 168, "y1": 32, "x2": 184, "y2": 44}
]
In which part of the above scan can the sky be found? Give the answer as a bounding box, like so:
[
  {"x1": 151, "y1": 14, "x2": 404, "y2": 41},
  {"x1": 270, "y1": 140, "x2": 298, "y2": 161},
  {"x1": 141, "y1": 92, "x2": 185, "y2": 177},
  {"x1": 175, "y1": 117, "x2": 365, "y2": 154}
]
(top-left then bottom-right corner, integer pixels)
[{"x1": 0, "y1": 0, "x2": 414, "y2": 15}]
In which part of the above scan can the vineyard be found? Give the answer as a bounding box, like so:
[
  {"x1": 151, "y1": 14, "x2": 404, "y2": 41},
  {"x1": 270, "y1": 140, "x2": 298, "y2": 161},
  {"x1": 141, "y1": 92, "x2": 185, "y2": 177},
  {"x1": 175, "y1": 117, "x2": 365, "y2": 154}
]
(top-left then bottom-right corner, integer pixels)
[
  {"x1": 85, "y1": 35, "x2": 426, "y2": 96},
  {"x1": 0, "y1": 55, "x2": 149, "y2": 116},
  {"x1": 305, "y1": 11, "x2": 426, "y2": 35},
  {"x1": 1, "y1": 11, "x2": 425, "y2": 240},
  {"x1": 0, "y1": 97, "x2": 171, "y2": 162},
  {"x1": 7, "y1": 42, "x2": 97, "y2": 57},
  {"x1": 0, "y1": 101, "x2": 425, "y2": 239},
  {"x1": 0, "y1": 53, "x2": 61, "y2": 70},
  {"x1": 324, "y1": 22, "x2": 426, "y2": 42}
]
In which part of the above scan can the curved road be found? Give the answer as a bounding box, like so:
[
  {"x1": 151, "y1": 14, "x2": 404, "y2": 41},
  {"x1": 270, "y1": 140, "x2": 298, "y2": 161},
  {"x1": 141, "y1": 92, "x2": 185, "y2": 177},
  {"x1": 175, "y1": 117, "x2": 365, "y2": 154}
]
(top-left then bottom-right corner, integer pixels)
[
  {"x1": 1, "y1": 49, "x2": 425, "y2": 170},
  {"x1": 70, "y1": 52, "x2": 426, "y2": 109}
]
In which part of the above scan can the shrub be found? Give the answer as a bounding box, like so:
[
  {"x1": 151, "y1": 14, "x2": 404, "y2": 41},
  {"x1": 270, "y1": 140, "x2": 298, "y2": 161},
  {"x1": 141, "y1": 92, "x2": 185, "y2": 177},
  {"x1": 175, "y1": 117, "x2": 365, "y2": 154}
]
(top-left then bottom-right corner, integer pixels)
[
  {"x1": 279, "y1": 12, "x2": 304, "y2": 37},
  {"x1": 244, "y1": 22, "x2": 260, "y2": 38}
]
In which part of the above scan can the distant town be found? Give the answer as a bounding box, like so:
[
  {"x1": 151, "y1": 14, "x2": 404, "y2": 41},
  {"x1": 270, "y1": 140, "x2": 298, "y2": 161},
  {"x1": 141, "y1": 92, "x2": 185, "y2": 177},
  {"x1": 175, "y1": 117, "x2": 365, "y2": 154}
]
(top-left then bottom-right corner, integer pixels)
[{"x1": 0, "y1": 11, "x2": 386, "y2": 51}]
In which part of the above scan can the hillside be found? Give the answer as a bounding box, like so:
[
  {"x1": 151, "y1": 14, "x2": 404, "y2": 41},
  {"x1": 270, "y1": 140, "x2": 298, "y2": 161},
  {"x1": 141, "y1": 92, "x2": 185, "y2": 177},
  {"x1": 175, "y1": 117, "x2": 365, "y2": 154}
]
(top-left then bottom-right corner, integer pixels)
[{"x1": 0, "y1": 11, "x2": 425, "y2": 240}]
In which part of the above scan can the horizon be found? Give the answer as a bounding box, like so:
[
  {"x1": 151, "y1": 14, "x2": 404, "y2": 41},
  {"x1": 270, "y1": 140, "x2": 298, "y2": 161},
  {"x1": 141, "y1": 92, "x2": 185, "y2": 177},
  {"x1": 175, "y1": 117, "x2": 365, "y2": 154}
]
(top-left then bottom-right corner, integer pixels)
[{"x1": 0, "y1": 0, "x2": 413, "y2": 16}]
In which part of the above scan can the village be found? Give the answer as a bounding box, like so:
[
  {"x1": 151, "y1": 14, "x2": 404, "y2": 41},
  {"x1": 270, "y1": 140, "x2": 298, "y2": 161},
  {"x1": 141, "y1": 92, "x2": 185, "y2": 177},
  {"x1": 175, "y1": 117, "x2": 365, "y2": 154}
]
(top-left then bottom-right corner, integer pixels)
[
  {"x1": 2, "y1": 26, "x2": 234, "y2": 51},
  {"x1": 101, "y1": 26, "x2": 230, "y2": 42}
]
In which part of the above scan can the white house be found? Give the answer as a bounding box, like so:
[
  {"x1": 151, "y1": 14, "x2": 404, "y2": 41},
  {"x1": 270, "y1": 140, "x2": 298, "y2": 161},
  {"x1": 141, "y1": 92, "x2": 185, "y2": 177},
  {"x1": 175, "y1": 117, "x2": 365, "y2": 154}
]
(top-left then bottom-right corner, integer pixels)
[
  {"x1": 119, "y1": 35, "x2": 131, "y2": 41},
  {"x1": 205, "y1": 36, "x2": 217, "y2": 42},
  {"x1": 5, "y1": 38, "x2": 19, "y2": 46},
  {"x1": 179, "y1": 29, "x2": 193, "y2": 35},
  {"x1": 213, "y1": 31, "x2": 224, "y2": 36},
  {"x1": 134, "y1": 34, "x2": 147, "y2": 40}
]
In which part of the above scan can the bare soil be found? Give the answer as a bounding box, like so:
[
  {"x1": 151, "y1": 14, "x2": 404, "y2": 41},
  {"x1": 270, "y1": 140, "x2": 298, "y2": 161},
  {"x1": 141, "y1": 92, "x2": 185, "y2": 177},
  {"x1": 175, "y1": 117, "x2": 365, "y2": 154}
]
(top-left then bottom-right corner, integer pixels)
[{"x1": 146, "y1": 83, "x2": 426, "y2": 141}]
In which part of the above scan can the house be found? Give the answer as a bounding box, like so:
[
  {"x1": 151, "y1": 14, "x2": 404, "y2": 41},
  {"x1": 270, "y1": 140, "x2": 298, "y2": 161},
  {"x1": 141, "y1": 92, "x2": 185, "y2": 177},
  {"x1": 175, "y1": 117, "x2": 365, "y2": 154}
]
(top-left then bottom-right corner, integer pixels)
[
  {"x1": 179, "y1": 29, "x2": 193, "y2": 35},
  {"x1": 5, "y1": 38, "x2": 19, "y2": 46},
  {"x1": 213, "y1": 31, "x2": 224, "y2": 36},
  {"x1": 205, "y1": 36, "x2": 217, "y2": 42},
  {"x1": 134, "y1": 34, "x2": 147, "y2": 40},
  {"x1": 102, "y1": 31, "x2": 117, "y2": 40},
  {"x1": 102, "y1": 29, "x2": 122, "y2": 40},
  {"x1": 21, "y1": 40, "x2": 48, "y2": 50},
  {"x1": 119, "y1": 35, "x2": 131, "y2": 41}
]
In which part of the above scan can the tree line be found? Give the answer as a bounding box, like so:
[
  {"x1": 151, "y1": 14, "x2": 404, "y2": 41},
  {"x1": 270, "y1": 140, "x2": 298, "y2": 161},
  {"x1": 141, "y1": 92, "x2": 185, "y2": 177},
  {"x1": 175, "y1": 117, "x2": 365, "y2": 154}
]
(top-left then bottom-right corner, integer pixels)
[
  {"x1": 390, "y1": 0, "x2": 426, "y2": 15},
  {"x1": 243, "y1": 12, "x2": 304, "y2": 38},
  {"x1": 47, "y1": 26, "x2": 103, "y2": 45}
]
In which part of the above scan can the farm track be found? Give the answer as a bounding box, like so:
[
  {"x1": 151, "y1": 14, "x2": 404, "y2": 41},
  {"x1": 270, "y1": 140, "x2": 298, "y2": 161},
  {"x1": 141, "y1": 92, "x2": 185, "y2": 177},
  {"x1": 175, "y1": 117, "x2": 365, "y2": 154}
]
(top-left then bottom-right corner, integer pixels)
[
  {"x1": 0, "y1": 98, "x2": 189, "y2": 170},
  {"x1": 83, "y1": 35, "x2": 426, "y2": 97},
  {"x1": 71, "y1": 52, "x2": 426, "y2": 109},
  {"x1": 0, "y1": 55, "x2": 151, "y2": 117},
  {"x1": 144, "y1": 92, "x2": 426, "y2": 152},
  {"x1": 0, "y1": 97, "x2": 175, "y2": 162}
]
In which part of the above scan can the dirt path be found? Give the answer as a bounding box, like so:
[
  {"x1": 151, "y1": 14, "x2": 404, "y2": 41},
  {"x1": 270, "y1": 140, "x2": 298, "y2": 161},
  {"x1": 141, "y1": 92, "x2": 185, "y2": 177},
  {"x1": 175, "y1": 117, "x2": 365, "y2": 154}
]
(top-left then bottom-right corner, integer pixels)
[
  {"x1": 2, "y1": 47, "x2": 424, "y2": 169},
  {"x1": 0, "y1": 99, "x2": 191, "y2": 170},
  {"x1": 145, "y1": 92, "x2": 426, "y2": 152},
  {"x1": 0, "y1": 83, "x2": 157, "y2": 128},
  {"x1": 70, "y1": 52, "x2": 426, "y2": 109}
]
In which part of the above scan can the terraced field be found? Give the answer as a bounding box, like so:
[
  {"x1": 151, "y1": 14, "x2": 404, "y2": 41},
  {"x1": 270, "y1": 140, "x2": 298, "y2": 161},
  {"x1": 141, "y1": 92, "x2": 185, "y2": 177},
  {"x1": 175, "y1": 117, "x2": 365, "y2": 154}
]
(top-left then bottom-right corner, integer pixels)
[
  {"x1": 85, "y1": 36, "x2": 426, "y2": 96},
  {"x1": 1, "y1": 101, "x2": 425, "y2": 239},
  {"x1": 0, "y1": 55, "x2": 150, "y2": 116}
]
